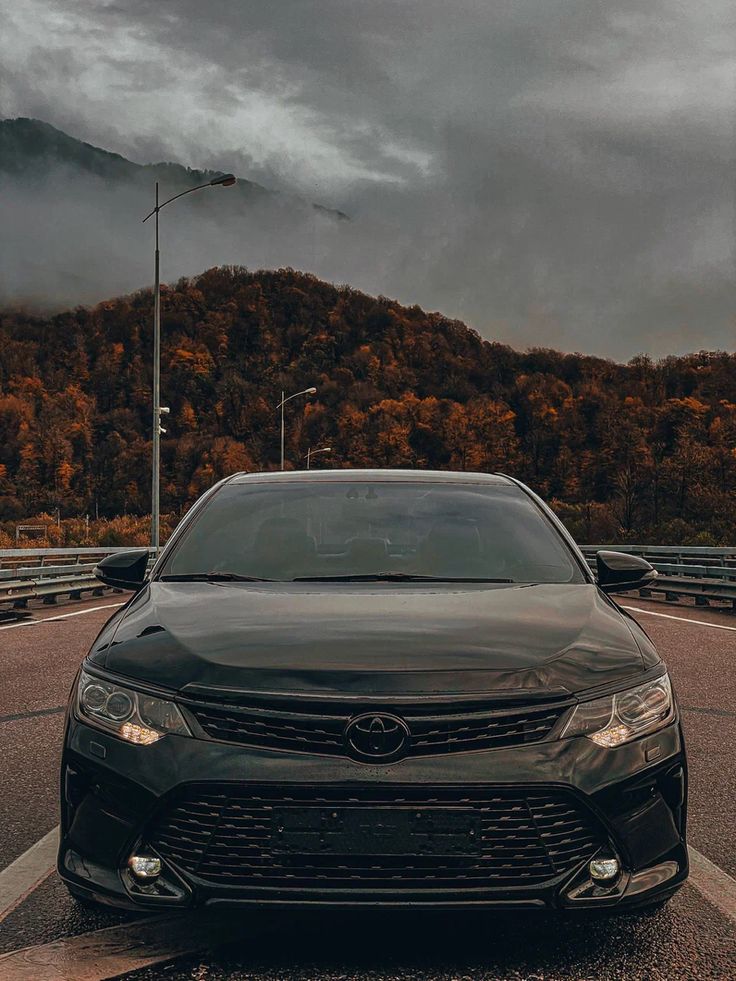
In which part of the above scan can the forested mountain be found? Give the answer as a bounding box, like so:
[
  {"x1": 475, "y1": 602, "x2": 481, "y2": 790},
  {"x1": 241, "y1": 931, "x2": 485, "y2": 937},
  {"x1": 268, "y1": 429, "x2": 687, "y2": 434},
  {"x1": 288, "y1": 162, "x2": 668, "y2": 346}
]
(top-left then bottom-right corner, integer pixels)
[{"x1": 1, "y1": 266, "x2": 734, "y2": 544}]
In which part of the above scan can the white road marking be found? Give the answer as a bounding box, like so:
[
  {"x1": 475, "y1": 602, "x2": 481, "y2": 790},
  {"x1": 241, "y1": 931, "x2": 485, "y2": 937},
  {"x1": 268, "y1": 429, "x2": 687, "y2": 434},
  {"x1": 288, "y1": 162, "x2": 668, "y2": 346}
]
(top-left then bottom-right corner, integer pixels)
[
  {"x1": 0, "y1": 604, "x2": 123, "y2": 631},
  {"x1": 0, "y1": 910, "x2": 251, "y2": 981},
  {"x1": 621, "y1": 605, "x2": 736, "y2": 632},
  {"x1": 0, "y1": 827, "x2": 59, "y2": 925},
  {"x1": 688, "y1": 846, "x2": 736, "y2": 927}
]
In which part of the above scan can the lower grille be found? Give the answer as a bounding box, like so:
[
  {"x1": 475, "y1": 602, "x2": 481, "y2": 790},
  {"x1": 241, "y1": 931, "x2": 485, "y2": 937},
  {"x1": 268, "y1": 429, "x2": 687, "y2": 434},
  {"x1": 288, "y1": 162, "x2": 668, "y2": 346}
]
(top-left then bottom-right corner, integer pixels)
[{"x1": 149, "y1": 785, "x2": 603, "y2": 894}]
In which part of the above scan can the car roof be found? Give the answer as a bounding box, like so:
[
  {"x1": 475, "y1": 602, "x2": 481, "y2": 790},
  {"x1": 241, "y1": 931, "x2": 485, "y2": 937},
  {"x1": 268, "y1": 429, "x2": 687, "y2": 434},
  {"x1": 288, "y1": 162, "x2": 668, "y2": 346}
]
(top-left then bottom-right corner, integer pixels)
[{"x1": 228, "y1": 469, "x2": 515, "y2": 486}]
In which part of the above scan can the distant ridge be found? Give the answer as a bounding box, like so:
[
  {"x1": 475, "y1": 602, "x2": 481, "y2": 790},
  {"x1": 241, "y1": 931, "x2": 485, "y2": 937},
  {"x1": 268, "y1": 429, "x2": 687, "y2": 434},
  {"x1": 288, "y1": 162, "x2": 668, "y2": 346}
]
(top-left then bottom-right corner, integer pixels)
[{"x1": 0, "y1": 117, "x2": 348, "y2": 220}]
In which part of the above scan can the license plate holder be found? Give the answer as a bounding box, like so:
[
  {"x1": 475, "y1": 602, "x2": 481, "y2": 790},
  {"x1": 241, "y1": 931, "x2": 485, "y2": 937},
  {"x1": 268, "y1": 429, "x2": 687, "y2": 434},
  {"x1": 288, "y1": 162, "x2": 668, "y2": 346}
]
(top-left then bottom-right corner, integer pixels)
[{"x1": 272, "y1": 807, "x2": 481, "y2": 857}]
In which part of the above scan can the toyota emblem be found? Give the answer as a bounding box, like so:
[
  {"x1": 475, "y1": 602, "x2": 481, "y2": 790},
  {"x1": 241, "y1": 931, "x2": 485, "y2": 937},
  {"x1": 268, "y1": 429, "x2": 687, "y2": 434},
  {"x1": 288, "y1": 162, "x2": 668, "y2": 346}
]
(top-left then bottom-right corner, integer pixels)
[{"x1": 345, "y1": 713, "x2": 409, "y2": 762}]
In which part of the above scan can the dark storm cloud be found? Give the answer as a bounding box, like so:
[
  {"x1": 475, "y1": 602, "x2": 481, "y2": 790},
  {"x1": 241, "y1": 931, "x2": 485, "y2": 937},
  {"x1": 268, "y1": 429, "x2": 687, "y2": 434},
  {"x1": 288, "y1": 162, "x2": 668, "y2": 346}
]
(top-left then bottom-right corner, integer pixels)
[{"x1": 1, "y1": 0, "x2": 734, "y2": 357}]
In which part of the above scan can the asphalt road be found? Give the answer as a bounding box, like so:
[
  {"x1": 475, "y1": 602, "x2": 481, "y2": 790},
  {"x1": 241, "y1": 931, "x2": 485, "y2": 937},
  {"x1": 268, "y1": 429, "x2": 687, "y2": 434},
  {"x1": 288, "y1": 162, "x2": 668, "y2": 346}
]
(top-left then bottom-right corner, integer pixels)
[{"x1": 0, "y1": 593, "x2": 734, "y2": 980}]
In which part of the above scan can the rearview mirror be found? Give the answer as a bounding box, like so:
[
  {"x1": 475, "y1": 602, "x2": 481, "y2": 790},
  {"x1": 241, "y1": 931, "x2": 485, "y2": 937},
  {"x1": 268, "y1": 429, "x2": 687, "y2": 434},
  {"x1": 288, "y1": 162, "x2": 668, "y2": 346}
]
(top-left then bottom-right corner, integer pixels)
[
  {"x1": 596, "y1": 550, "x2": 657, "y2": 594},
  {"x1": 94, "y1": 549, "x2": 150, "y2": 591}
]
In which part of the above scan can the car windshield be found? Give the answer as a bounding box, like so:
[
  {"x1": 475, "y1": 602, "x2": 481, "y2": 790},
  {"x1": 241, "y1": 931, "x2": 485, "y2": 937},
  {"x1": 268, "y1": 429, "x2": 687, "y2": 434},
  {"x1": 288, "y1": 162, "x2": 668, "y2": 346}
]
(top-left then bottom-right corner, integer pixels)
[{"x1": 161, "y1": 479, "x2": 584, "y2": 585}]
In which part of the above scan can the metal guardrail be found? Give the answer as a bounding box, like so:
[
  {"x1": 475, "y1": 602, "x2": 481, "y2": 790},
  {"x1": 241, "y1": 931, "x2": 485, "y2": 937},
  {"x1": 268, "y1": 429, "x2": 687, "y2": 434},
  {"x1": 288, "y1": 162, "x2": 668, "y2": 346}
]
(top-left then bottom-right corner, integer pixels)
[
  {"x1": 579, "y1": 545, "x2": 736, "y2": 609},
  {"x1": 0, "y1": 547, "x2": 142, "y2": 609},
  {"x1": 579, "y1": 544, "x2": 736, "y2": 574},
  {"x1": 1, "y1": 545, "x2": 735, "y2": 610}
]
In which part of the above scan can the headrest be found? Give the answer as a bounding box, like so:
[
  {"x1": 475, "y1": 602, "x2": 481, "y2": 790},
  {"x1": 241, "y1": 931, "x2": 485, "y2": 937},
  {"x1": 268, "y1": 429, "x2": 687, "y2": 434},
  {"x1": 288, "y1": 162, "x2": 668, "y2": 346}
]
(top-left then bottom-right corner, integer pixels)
[{"x1": 254, "y1": 517, "x2": 315, "y2": 553}]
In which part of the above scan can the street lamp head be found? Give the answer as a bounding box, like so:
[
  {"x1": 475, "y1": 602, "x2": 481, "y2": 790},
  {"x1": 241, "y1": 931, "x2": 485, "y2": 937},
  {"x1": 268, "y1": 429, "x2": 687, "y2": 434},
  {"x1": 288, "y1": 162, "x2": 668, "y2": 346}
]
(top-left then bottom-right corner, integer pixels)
[
  {"x1": 304, "y1": 445, "x2": 332, "y2": 458},
  {"x1": 210, "y1": 173, "x2": 236, "y2": 186},
  {"x1": 306, "y1": 387, "x2": 317, "y2": 395}
]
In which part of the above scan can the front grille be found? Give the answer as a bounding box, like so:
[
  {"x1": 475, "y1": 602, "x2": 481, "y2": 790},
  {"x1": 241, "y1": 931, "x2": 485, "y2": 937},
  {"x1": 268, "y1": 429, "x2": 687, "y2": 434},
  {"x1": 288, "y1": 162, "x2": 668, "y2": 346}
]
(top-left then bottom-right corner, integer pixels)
[
  {"x1": 189, "y1": 702, "x2": 346, "y2": 754},
  {"x1": 149, "y1": 784, "x2": 603, "y2": 894},
  {"x1": 184, "y1": 697, "x2": 568, "y2": 757}
]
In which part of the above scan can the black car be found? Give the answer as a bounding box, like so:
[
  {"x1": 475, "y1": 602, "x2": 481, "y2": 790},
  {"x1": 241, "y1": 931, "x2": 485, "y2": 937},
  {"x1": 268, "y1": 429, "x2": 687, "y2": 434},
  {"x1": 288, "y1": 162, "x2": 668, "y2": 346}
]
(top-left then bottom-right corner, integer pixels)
[{"x1": 58, "y1": 470, "x2": 687, "y2": 914}]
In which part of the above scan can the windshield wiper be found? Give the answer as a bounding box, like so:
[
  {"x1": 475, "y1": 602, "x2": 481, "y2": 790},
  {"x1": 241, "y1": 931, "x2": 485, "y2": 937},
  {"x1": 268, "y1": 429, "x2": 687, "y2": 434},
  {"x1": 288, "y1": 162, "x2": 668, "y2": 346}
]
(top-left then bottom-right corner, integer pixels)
[
  {"x1": 160, "y1": 573, "x2": 276, "y2": 582},
  {"x1": 292, "y1": 573, "x2": 514, "y2": 583}
]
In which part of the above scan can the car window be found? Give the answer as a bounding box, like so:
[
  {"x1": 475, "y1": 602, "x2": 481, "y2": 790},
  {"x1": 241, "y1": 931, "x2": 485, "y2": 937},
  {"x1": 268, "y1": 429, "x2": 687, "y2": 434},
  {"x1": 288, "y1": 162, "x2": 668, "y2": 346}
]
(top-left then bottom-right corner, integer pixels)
[{"x1": 162, "y1": 481, "x2": 584, "y2": 583}]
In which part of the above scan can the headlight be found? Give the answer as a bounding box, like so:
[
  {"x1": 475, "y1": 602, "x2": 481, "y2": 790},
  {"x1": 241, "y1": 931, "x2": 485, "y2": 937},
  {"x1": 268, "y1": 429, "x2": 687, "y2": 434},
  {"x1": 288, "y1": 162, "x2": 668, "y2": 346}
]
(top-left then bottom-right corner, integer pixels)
[
  {"x1": 76, "y1": 670, "x2": 191, "y2": 745},
  {"x1": 562, "y1": 673, "x2": 674, "y2": 748}
]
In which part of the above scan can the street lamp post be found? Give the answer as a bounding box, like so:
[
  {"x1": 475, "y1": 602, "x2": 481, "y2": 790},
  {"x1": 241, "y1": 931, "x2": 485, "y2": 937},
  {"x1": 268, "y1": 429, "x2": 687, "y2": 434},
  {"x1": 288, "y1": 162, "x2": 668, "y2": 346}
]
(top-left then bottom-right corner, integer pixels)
[
  {"x1": 305, "y1": 446, "x2": 332, "y2": 470},
  {"x1": 142, "y1": 173, "x2": 236, "y2": 551},
  {"x1": 276, "y1": 387, "x2": 317, "y2": 470}
]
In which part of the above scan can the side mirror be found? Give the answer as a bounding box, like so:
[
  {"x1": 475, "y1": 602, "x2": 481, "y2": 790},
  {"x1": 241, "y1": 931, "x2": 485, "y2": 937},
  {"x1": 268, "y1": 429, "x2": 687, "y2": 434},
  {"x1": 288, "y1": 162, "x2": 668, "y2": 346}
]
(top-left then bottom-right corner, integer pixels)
[
  {"x1": 94, "y1": 549, "x2": 150, "y2": 591},
  {"x1": 596, "y1": 550, "x2": 657, "y2": 594}
]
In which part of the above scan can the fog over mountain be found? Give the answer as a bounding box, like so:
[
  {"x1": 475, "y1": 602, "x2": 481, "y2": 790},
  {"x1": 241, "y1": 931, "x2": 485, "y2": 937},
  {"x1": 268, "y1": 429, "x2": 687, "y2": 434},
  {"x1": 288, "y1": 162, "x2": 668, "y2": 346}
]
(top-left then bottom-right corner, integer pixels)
[
  {"x1": 0, "y1": 118, "x2": 348, "y2": 313},
  {"x1": 1, "y1": 0, "x2": 734, "y2": 359}
]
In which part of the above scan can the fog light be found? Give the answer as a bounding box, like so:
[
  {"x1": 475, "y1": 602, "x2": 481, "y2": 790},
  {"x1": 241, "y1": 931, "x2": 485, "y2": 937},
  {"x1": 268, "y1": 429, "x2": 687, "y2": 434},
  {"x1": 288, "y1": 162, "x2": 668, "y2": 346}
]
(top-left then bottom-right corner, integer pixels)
[
  {"x1": 128, "y1": 855, "x2": 162, "y2": 880},
  {"x1": 589, "y1": 857, "x2": 620, "y2": 883}
]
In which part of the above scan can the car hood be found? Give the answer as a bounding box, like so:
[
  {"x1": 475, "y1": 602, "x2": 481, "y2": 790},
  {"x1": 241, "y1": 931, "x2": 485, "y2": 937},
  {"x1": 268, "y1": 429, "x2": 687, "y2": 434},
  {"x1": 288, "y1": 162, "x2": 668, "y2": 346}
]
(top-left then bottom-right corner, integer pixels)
[{"x1": 91, "y1": 581, "x2": 649, "y2": 698}]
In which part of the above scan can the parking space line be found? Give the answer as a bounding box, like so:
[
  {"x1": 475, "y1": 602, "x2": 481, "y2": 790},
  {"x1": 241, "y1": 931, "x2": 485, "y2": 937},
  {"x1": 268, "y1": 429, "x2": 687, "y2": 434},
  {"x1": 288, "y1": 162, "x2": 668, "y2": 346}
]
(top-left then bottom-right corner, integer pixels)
[
  {"x1": 0, "y1": 827, "x2": 59, "y2": 926},
  {"x1": 0, "y1": 909, "x2": 251, "y2": 980},
  {"x1": 682, "y1": 705, "x2": 736, "y2": 719},
  {"x1": 621, "y1": 605, "x2": 736, "y2": 632},
  {"x1": 0, "y1": 604, "x2": 123, "y2": 631},
  {"x1": 0, "y1": 706, "x2": 65, "y2": 725},
  {"x1": 688, "y1": 847, "x2": 736, "y2": 927}
]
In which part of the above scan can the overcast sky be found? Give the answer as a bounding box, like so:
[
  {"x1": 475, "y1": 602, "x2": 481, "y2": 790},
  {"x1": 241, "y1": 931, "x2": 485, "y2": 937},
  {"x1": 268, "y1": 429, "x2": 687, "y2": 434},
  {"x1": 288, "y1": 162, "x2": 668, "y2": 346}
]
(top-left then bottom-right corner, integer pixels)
[{"x1": 1, "y1": 0, "x2": 735, "y2": 359}]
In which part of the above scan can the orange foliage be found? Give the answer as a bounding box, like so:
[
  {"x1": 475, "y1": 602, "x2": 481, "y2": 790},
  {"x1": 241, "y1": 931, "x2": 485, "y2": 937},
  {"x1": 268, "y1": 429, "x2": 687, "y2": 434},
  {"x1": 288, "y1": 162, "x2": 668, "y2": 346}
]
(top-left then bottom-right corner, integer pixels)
[{"x1": 0, "y1": 266, "x2": 735, "y2": 545}]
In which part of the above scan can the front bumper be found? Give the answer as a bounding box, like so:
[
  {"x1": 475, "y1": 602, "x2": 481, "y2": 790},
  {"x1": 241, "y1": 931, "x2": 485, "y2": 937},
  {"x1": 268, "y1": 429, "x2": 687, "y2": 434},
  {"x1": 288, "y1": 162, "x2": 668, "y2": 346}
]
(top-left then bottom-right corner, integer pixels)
[{"x1": 58, "y1": 713, "x2": 688, "y2": 913}]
